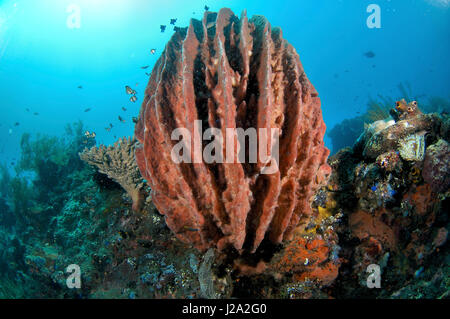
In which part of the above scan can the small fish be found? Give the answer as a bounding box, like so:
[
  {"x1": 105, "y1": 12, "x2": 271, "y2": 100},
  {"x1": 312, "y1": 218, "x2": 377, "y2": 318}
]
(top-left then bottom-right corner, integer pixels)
[
  {"x1": 25, "y1": 108, "x2": 30, "y2": 112},
  {"x1": 125, "y1": 85, "x2": 136, "y2": 95},
  {"x1": 33, "y1": 112, "x2": 39, "y2": 116},
  {"x1": 132, "y1": 117, "x2": 139, "y2": 124},
  {"x1": 204, "y1": 5, "x2": 209, "y2": 11},
  {"x1": 206, "y1": 21, "x2": 215, "y2": 29},
  {"x1": 14, "y1": 122, "x2": 20, "y2": 126},
  {"x1": 130, "y1": 95, "x2": 137, "y2": 103},
  {"x1": 109, "y1": 123, "x2": 113, "y2": 128},
  {"x1": 118, "y1": 116, "x2": 126, "y2": 123},
  {"x1": 122, "y1": 107, "x2": 127, "y2": 111},
  {"x1": 84, "y1": 108, "x2": 91, "y2": 112},
  {"x1": 141, "y1": 66, "x2": 149, "y2": 69},
  {"x1": 84, "y1": 131, "x2": 96, "y2": 138},
  {"x1": 105, "y1": 127, "x2": 111, "y2": 132},
  {"x1": 170, "y1": 18, "x2": 177, "y2": 25},
  {"x1": 145, "y1": 72, "x2": 151, "y2": 76},
  {"x1": 364, "y1": 51, "x2": 375, "y2": 58},
  {"x1": 77, "y1": 85, "x2": 83, "y2": 89},
  {"x1": 160, "y1": 25, "x2": 166, "y2": 33},
  {"x1": 150, "y1": 49, "x2": 156, "y2": 55}
]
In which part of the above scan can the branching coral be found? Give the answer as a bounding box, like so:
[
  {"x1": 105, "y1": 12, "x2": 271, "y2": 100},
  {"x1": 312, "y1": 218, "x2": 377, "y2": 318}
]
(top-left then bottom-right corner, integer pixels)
[{"x1": 79, "y1": 137, "x2": 146, "y2": 212}]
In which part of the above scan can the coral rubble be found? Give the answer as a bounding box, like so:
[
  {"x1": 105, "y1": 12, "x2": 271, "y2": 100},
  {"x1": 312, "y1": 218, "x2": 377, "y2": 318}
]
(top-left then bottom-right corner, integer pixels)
[
  {"x1": 80, "y1": 137, "x2": 146, "y2": 212},
  {"x1": 135, "y1": 8, "x2": 330, "y2": 253}
]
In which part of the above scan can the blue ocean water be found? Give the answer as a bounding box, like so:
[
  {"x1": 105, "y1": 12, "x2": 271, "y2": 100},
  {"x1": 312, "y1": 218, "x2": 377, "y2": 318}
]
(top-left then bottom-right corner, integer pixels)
[{"x1": 0, "y1": 0, "x2": 449, "y2": 168}]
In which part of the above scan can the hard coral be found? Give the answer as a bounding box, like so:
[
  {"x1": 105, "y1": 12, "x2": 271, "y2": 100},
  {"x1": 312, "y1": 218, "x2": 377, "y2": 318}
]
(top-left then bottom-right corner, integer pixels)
[
  {"x1": 135, "y1": 8, "x2": 330, "y2": 253},
  {"x1": 80, "y1": 137, "x2": 146, "y2": 212}
]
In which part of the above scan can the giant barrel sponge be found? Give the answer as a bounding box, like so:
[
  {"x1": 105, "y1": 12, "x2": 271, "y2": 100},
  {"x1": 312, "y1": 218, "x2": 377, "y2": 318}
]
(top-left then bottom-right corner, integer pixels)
[{"x1": 135, "y1": 8, "x2": 331, "y2": 253}]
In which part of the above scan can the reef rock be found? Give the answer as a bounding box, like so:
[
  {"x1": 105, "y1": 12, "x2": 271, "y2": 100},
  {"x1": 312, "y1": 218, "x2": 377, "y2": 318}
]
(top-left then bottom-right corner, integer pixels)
[
  {"x1": 422, "y1": 139, "x2": 450, "y2": 193},
  {"x1": 324, "y1": 103, "x2": 449, "y2": 298},
  {"x1": 80, "y1": 137, "x2": 146, "y2": 212},
  {"x1": 398, "y1": 132, "x2": 426, "y2": 161},
  {"x1": 362, "y1": 112, "x2": 440, "y2": 160},
  {"x1": 135, "y1": 8, "x2": 330, "y2": 253}
]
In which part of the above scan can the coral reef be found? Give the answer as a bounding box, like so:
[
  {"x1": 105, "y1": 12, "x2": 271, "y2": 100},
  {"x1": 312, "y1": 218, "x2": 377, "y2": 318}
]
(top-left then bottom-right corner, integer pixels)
[
  {"x1": 0, "y1": 127, "x2": 203, "y2": 299},
  {"x1": 0, "y1": 7, "x2": 448, "y2": 298},
  {"x1": 134, "y1": 8, "x2": 330, "y2": 253},
  {"x1": 0, "y1": 99, "x2": 447, "y2": 299},
  {"x1": 327, "y1": 84, "x2": 450, "y2": 154},
  {"x1": 422, "y1": 139, "x2": 450, "y2": 193},
  {"x1": 326, "y1": 101, "x2": 449, "y2": 298},
  {"x1": 80, "y1": 137, "x2": 147, "y2": 212},
  {"x1": 358, "y1": 111, "x2": 440, "y2": 160}
]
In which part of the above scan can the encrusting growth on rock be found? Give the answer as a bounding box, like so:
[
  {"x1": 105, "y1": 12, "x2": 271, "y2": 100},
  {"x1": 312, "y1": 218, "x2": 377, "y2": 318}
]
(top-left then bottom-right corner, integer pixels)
[{"x1": 80, "y1": 137, "x2": 146, "y2": 212}]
